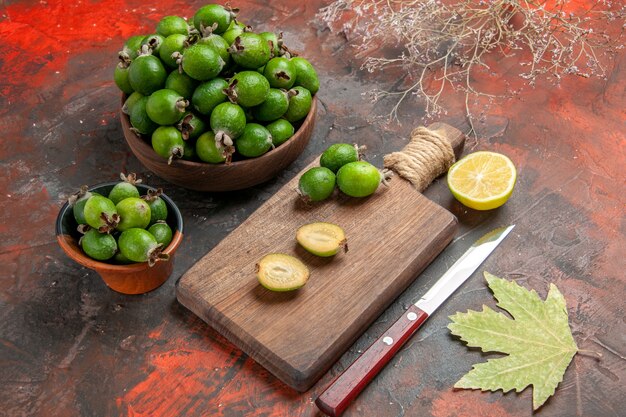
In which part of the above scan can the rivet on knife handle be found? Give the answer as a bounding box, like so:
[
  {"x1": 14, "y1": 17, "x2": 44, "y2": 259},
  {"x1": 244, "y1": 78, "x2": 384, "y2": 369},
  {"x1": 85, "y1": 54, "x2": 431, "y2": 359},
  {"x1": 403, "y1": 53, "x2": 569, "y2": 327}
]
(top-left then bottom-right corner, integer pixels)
[{"x1": 315, "y1": 305, "x2": 429, "y2": 417}]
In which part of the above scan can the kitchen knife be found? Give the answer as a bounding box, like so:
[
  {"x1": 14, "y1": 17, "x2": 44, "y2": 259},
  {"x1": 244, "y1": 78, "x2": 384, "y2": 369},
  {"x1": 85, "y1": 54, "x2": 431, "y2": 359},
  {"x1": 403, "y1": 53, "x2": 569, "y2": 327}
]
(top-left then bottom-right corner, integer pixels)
[{"x1": 315, "y1": 225, "x2": 515, "y2": 416}]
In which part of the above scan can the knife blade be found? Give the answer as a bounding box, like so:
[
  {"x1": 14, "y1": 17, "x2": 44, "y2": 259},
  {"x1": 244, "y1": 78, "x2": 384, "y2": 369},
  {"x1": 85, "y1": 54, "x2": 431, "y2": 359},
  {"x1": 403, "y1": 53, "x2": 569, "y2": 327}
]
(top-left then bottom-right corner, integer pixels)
[{"x1": 315, "y1": 225, "x2": 515, "y2": 417}]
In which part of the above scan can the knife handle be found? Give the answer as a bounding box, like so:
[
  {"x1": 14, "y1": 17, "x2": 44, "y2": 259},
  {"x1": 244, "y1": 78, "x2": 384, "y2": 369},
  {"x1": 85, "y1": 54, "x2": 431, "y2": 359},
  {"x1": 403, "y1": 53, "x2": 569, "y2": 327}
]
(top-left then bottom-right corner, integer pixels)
[{"x1": 315, "y1": 305, "x2": 429, "y2": 417}]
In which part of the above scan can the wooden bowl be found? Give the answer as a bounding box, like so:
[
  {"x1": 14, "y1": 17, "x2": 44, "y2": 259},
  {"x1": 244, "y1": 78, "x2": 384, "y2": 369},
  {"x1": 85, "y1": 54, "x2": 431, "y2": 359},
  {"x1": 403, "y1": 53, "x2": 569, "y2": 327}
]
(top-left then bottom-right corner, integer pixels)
[
  {"x1": 56, "y1": 182, "x2": 184, "y2": 295},
  {"x1": 120, "y1": 97, "x2": 317, "y2": 192}
]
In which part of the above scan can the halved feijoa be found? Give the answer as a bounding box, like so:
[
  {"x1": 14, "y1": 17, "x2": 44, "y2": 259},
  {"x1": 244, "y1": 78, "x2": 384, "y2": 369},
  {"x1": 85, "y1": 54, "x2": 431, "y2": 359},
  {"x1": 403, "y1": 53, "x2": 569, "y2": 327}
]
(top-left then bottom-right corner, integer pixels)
[
  {"x1": 296, "y1": 222, "x2": 347, "y2": 257},
  {"x1": 256, "y1": 253, "x2": 309, "y2": 292}
]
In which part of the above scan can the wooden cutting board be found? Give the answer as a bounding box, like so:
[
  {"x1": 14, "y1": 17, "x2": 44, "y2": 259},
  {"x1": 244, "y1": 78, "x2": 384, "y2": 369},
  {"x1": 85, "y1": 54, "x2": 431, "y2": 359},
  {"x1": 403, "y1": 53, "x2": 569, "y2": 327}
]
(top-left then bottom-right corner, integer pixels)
[{"x1": 176, "y1": 123, "x2": 464, "y2": 392}]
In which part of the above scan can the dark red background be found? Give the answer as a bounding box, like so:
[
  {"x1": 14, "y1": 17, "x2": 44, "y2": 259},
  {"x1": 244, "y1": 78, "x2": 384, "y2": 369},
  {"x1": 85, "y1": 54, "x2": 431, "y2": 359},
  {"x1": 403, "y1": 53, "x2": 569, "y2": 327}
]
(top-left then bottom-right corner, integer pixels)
[{"x1": 1, "y1": 1, "x2": 624, "y2": 416}]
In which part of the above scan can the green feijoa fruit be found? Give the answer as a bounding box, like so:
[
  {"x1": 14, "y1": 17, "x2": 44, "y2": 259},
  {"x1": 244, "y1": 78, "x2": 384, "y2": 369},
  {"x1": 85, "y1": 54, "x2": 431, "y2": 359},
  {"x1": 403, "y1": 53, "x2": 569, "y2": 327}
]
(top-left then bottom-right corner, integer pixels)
[
  {"x1": 146, "y1": 89, "x2": 188, "y2": 125},
  {"x1": 224, "y1": 71, "x2": 269, "y2": 107},
  {"x1": 122, "y1": 91, "x2": 144, "y2": 115},
  {"x1": 210, "y1": 102, "x2": 246, "y2": 145},
  {"x1": 108, "y1": 175, "x2": 140, "y2": 205},
  {"x1": 228, "y1": 33, "x2": 271, "y2": 69},
  {"x1": 118, "y1": 228, "x2": 163, "y2": 263},
  {"x1": 252, "y1": 88, "x2": 288, "y2": 122},
  {"x1": 193, "y1": 4, "x2": 234, "y2": 34},
  {"x1": 197, "y1": 33, "x2": 231, "y2": 66},
  {"x1": 156, "y1": 16, "x2": 189, "y2": 37},
  {"x1": 235, "y1": 123, "x2": 273, "y2": 157},
  {"x1": 259, "y1": 31, "x2": 282, "y2": 56},
  {"x1": 129, "y1": 96, "x2": 159, "y2": 136},
  {"x1": 291, "y1": 57, "x2": 319, "y2": 95},
  {"x1": 144, "y1": 191, "x2": 168, "y2": 225},
  {"x1": 80, "y1": 229, "x2": 117, "y2": 261},
  {"x1": 266, "y1": 119, "x2": 294, "y2": 146},
  {"x1": 165, "y1": 70, "x2": 197, "y2": 100},
  {"x1": 116, "y1": 197, "x2": 151, "y2": 231},
  {"x1": 70, "y1": 187, "x2": 97, "y2": 225},
  {"x1": 298, "y1": 167, "x2": 336, "y2": 202},
  {"x1": 114, "y1": 64, "x2": 134, "y2": 94},
  {"x1": 179, "y1": 44, "x2": 225, "y2": 81},
  {"x1": 160, "y1": 33, "x2": 188, "y2": 68},
  {"x1": 191, "y1": 77, "x2": 228, "y2": 115},
  {"x1": 84, "y1": 195, "x2": 118, "y2": 230},
  {"x1": 320, "y1": 143, "x2": 360, "y2": 173},
  {"x1": 263, "y1": 57, "x2": 296, "y2": 89},
  {"x1": 284, "y1": 86, "x2": 312, "y2": 122},
  {"x1": 140, "y1": 34, "x2": 165, "y2": 56},
  {"x1": 148, "y1": 221, "x2": 173, "y2": 248},
  {"x1": 222, "y1": 23, "x2": 245, "y2": 46},
  {"x1": 128, "y1": 49, "x2": 167, "y2": 95},
  {"x1": 336, "y1": 161, "x2": 381, "y2": 197},
  {"x1": 123, "y1": 35, "x2": 146, "y2": 60},
  {"x1": 196, "y1": 131, "x2": 227, "y2": 163},
  {"x1": 177, "y1": 112, "x2": 206, "y2": 140},
  {"x1": 151, "y1": 126, "x2": 185, "y2": 164}
]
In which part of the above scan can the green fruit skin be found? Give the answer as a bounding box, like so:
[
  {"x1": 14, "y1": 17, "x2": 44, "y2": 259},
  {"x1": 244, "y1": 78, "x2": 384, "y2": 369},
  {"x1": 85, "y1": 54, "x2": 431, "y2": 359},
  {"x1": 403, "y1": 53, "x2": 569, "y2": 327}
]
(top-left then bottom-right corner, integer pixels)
[
  {"x1": 122, "y1": 91, "x2": 144, "y2": 115},
  {"x1": 115, "y1": 197, "x2": 151, "y2": 231},
  {"x1": 252, "y1": 89, "x2": 288, "y2": 122},
  {"x1": 182, "y1": 44, "x2": 224, "y2": 81},
  {"x1": 263, "y1": 57, "x2": 296, "y2": 89},
  {"x1": 196, "y1": 131, "x2": 226, "y2": 163},
  {"x1": 114, "y1": 65, "x2": 134, "y2": 94},
  {"x1": 198, "y1": 34, "x2": 231, "y2": 66},
  {"x1": 84, "y1": 195, "x2": 117, "y2": 229},
  {"x1": 231, "y1": 33, "x2": 271, "y2": 69},
  {"x1": 160, "y1": 34, "x2": 188, "y2": 68},
  {"x1": 81, "y1": 229, "x2": 117, "y2": 261},
  {"x1": 235, "y1": 123, "x2": 273, "y2": 157},
  {"x1": 193, "y1": 4, "x2": 231, "y2": 34},
  {"x1": 148, "y1": 222, "x2": 173, "y2": 247},
  {"x1": 113, "y1": 251, "x2": 134, "y2": 264},
  {"x1": 157, "y1": 16, "x2": 189, "y2": 37},
  {"x1": 151, "y1": 126, "x2": 185, "y2": 159},
  {"x1": 284, "y1": 86, "x2": 312, "y2": 123},
  {"x1": 140, "y1": 34, "x2": 165, "y2": 56},
  {"x1": 178, "y1": 112, "x2": 206, "y2": 140},
  {"x1": 336, "y1": 161, "x2": 381, "y2": 197},
  {"x1": 165, "y1": 70, "x2": 198, "y2": 100},
  {"x1": 130, "y1": 96, "x2": 159, "y2": 135},
  {"x1": 108, "y1": 182, "x2": 140, "y2": 205},
  {"x1": 147, "y1": 197, "x2": 168, "y2": 225},
  {"x1": 146, "y1": 89, "x2": 187, "y2": 125},
  {"x1": 192, "y1": 78, "x2": 228, "y2": 115},
  {"x1": 291, "y1": 57, "x2": 320, "y2": 95},
  {"x1": 259, "y1": 32, "x2": 280, "y2": 56},
  {"x1": 118, "y1": 228, "x2": 158, "y2": 262},
  {"x1": 230, "y1": 71, "x2": 270, "y2": 107},
  {"x1": 222, "y1": 26, "x2": 244, "y2": 46},
  {"x1": 73, "y1": 191, "x2": 98, "y2": 225},
  {"x1": 210, "y1": 102, "x2": 246, "y2": 139},
  {"x1": 123, "y1": 35, "x2": 146, "y2": 60},
  {"x1": 320, "y1": 143, "x2": 359, "y2": 173},
  {"x1": 298, "y1": 167, "x2": 336, "y2": 202},
  {"x1": 266, "y1": 119, "x2": 294, "y2": 146},
  {"x1": 128, "y1": 55, "x2": 167, "y2": 95}
]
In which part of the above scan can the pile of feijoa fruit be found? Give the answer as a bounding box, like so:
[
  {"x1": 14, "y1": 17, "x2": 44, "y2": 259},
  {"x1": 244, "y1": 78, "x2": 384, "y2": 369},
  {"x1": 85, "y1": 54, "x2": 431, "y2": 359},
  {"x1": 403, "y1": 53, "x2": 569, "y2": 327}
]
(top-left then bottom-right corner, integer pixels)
[
  {"x1": 114, "y1": 4, "x2": 319, "y2": 165},
  {"x1": 69, "y1": 174, "x2": 174, "y2": 266}
]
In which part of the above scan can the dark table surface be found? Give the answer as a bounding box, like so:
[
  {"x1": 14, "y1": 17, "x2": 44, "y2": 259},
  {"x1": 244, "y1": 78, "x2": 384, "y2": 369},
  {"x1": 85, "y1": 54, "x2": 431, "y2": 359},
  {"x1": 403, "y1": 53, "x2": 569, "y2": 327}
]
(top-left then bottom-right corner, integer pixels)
[{"x1": 1, "y1": 1, "x2": 624, "y2": 416}]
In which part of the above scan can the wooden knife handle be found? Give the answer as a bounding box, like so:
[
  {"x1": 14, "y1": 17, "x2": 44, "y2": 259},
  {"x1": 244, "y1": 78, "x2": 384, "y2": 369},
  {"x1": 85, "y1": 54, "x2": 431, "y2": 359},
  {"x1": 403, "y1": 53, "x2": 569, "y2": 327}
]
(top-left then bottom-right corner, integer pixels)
[{"x1": 315, "y1": 305, "x2": 429, "y2": 416}]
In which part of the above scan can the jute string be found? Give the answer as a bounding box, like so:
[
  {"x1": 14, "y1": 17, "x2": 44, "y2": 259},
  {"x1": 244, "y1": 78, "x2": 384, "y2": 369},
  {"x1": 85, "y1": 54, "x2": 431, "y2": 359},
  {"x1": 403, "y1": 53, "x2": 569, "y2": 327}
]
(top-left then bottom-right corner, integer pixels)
[{"x1": 383, "y1": 126, "x2": 455, "y2": 192}]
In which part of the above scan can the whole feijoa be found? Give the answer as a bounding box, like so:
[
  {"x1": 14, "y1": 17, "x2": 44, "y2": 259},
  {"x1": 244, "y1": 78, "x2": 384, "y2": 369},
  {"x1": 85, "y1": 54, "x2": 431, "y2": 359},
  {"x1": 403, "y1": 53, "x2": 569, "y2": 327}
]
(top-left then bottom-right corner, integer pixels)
[
  {"x1": 192, "y1": 77, "x2": 228, "y2": 115},
  {"x1": 114, "y1": 63, "x2": 133, "y2": 94},
  {"x1": 151, "y1": 126, "x2": 185, "y2": 164},
  {"x1": 129, "y1": 96, "x2": 159, "y2": 136},
  {"x1": 143, "y1": 190, "x2": 168, "y2": 225},
  {"x1": 122, "y1": 35, "x2": 146, "y2": 60},
  {"x1": 140, "y1": 34, "x2": 165, "y2": 56},
  {"x1": 118, "y1": 228, "x2": 164, "y2": 264},
  {"x1": 177, "y1": 112, "x2": 206, "y2": 140},
  {"x1": 84, "y1": 195, "x2": 118, "y2": 230},
  {"x1": 193, "y1": 4, "x2": 234, "y2": 34},
  {"x1": 266, "y1": 119, "x2": 294, "y2": 146},
  {"x1": 179, "y1": 44, "x2": 225, "y2": 81},
  {"x1": 336, "y1": 161, "x2": 381, "y2": 197},
  {"x1": 259, "y1": 31, "x2": 282, "y2": 56},
  {"x1": 160, "y1": 33, "x2": 188, "y2": 68},
  {"x1": 320, "y1": 143, "x2": 360, "y2": 173},
  {"x1": 148, "y1": 221, "x2": 173, "y2": 248},
  {"x1": 146, "y1": 89, "x2": 188, "y2": 125},
  {"x1": 165, "y1": 70, "x2": 198, "y2": 100},
  {"x1": 115, "y1": 197, "x2": 151, "y2": 232},
  {"x1": 128, "y1": 47, "x2": 167, "y2": 95},
  {"x1": 291, "y1": 57, "x2": 320, "y2": 95},
  {"x1": 122, "y1": 91, "x2": 144, "y2": 115},
  {"x1": 196, "y1": 131, "x2": 227, "y2": 163},
  {"x1": 263, "y1": 57, "x2": 296, "y2": 89},
  {"x1": 298, "y1": 167, "x2": 336, "y2": 202},
  {"x1": 252, "y1": 88, "x2": 288, "y2": 122},
  {"x1": 197, "y1": 32, "x2": 231, "y2": 66},
  {"x1": 222, "y1": 20, "x2": 246, "y2": 45},
  {"x1": 156, "y1": 16, "x2": 189, "y2": 37},
  {"x1": 210, "y1": 102, "x2": 246, "y2": 145},
  {"x1": 108, "y1": 174, "x2": 141, "y2": 205},
  {"x1": 284, "y1": 86, "x2": 312, "y2": 122},
  {"x1": 80, "y1": 229, "x2": 117, "y2": 261},
  {"x1": 224, "y1": 71, "x2": 270, "y2": 108},
  {"x1": 228, "y1": 33, "x2": 271, "y2": 69},
  {"x1": 235, "y1": 123, "x2": 273, "y2": 158}
]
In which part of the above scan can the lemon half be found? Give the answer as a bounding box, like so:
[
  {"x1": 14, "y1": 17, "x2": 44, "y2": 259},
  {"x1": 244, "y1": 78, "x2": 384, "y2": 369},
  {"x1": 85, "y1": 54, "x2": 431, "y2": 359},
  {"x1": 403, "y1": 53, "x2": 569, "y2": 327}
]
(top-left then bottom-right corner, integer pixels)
[{"x1": 447, "y1": 151, "x2": 517, "y2": 211}]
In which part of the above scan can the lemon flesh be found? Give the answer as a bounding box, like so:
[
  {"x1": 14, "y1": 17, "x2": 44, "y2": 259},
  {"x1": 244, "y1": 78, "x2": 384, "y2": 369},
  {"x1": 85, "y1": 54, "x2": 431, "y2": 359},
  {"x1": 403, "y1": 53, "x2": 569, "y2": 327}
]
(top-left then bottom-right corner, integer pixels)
[
  {"x1": 447, "y1": 151, "x2": 516, "y2": 211},
  {"x1": 256, "y1": 253, "x2": 309, "y2": 291},
  {"x1": 296, "y1": 222, "x2": 347, "y2": 257}
]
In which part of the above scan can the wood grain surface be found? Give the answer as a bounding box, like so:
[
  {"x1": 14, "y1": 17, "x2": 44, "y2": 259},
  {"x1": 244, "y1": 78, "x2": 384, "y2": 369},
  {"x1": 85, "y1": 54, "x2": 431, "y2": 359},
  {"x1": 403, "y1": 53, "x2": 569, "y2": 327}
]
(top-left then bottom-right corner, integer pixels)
[{"x1": 176, "y1": 124, "x2": 463, "y2": 391}]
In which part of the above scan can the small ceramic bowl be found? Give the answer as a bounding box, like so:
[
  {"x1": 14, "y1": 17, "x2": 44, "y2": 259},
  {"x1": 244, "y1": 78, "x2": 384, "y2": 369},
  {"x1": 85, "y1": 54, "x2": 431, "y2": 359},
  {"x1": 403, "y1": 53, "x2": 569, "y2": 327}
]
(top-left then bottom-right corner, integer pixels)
[
  {"x1": 120, "y1": 97, "x2": 317, "y2": 192},
  {"x1": 56, "y1": 182, "x2": 184, "y2": 294}
]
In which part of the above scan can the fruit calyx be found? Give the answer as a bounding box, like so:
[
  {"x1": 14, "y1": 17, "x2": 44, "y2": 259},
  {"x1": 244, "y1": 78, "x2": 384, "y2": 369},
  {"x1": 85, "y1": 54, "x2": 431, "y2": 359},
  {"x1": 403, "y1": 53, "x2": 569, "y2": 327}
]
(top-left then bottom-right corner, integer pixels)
[
  {"x1": 175, "y1": 98, "x2": 189, "y2": 113},
  {"x1": 214, "y1": 131, "x2": 236, "y2": 164},
  {"x1": 177, "y1": 114, "x2": 195, "y2": 140},
  {"x1": 147, "y1": 243, "x2": 170, "y2": 267},
  {"x1": 118, "y1": 51, "x2": 132, "y2": 69},
  {"x1": 279, "y1": 44, "x2": 298, "y2": 58},
  {"x1": 99, "y1": 212, "x2": 120, "y2": 234},
  {"x1": 225, "y1": 3, "x2": 240, "y2": 19},
  {"x1": 142, "y1": 188, "x2": 163, "y2": 203},
  {"x1": 227, "y1": 36, "x2": 245, "y2": 54},
  {"x1": 120, "y1": 172, "x2": 142, "y2": 185},
  {"x1": 223, "y1": 79, "x2": 239, "y2": 103},
  {"x1": 167, "y1": 146, "x2": 184, "y2": 165},
  {"x1": 171, "y1": 51, "x2": 184, "y2": 74},
  {"x1": 137, "y1": 44, "x2": 153, "y2": 58},
  {"x1": 67, "y1": 185, "x2": 90, "y2": 206}
]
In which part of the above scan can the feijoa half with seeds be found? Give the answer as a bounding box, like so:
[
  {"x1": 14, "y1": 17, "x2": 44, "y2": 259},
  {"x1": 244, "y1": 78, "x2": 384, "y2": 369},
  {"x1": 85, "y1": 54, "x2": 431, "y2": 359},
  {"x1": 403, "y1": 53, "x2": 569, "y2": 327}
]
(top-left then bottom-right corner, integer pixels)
[
  {"x1": 296, "y1": 222, "x2": 347, "y2": 257},
  {"x1": 256, "y1": 253, "x2": 310, "y2": 292}
]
